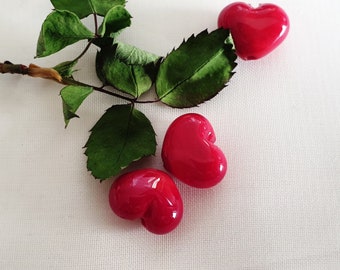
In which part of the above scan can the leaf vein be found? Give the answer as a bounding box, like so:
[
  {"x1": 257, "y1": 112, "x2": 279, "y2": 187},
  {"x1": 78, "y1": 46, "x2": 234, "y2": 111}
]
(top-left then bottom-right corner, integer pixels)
[
  {"x1": 114, "y1": 105, "x2": 134, "y2": 168},
  {"x1": 159, "y1": 49, "x2": 224, "y2": 100}
]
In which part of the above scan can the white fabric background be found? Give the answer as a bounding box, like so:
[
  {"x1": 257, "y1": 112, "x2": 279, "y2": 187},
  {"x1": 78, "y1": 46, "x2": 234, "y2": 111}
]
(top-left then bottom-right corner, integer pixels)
[{"x1": 0, "y1": 0, "x2": 339, "y2": 269}]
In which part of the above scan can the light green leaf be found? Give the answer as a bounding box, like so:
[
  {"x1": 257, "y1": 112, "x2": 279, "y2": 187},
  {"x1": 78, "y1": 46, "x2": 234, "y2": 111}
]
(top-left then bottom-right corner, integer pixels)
[
  {"x1": 85, "y1": 104, "x2": 157, "y2": 180},
  {"x1": 98, "y1": 6, "x2": 131, "y2": 38},
  {"x1": 36, "y1": 10, "x2": 94, "y2": 58},
  {"x1": 53, "y1": 60, "x2": 78, "y2": 78},
  {"x1": 114, "y1": 42, "x2": 161, "y2": 66},
  {"x1": 61, "y1": 85, "x2": 93, "y2": 127},
  {"x1": 50, "y1": 0, "x2": 126, "y2": 19},
  {"x1": 155, "y1": 28, "x2": 237, "y2": 108},
  {"x1": 96, "y1": 43, "x2": 161, "y2": 97}
]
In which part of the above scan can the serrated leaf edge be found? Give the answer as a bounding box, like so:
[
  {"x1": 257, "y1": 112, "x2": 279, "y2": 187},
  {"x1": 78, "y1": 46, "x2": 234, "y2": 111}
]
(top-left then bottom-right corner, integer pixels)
[
  {"x1": 157, "y1": 30, "x2": 237, "y2": 106},
  {"x1": 84, "y1": 105, "x2": 157, "y2": 180}
]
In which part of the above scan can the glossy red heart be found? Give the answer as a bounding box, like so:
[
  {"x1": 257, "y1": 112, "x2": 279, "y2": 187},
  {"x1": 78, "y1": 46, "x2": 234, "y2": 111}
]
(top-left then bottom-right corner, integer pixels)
[
  {"x1": 218, "y1": 2, "x2": 290, "y2": 60},
  {"x1": 109, "y1": 168, "x2": 183, "y2": 234},
  {"x1": 162, "y1": 113, "x2": 227, "y2": 188}
]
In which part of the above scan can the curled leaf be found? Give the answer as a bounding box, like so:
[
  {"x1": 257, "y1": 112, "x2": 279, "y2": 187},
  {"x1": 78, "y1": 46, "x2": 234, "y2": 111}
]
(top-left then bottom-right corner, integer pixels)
[
  {"x1": 36, "y1": 10, "x2": 94, "y2": 58},
  {"x1": 60, "y1": 85, "x2": 93, "y2": 127},
  {"x1": 96, "y1": 43, "x2": 160, "y2": 97},
  {"x1": 53, "y1": 60, "x2": 78, "y2": 79},
  {"x1": 98, "y1": 5, "x2": 132, "y2": 38}
]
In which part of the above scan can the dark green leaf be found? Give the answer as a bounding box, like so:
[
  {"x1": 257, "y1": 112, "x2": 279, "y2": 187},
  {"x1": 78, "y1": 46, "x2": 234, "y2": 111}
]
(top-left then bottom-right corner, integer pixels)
[
  {"x1": 36, "y1": 10, "x2": 94, "y2": 58},
  {"x1": 92, "y1": 37, "x2": 115, "y2": 48},
  {"x1": 50, "y1": 0, "x2": 126, "y2": 19},
  {"x1": 61, "y1": 85, "x2": 93, "y2": 127},
  {"x1": 96, "y1": 43, "x2": 161, "y2": 97},
  {"x1": 85, "y1": 104, "x2": 157, "y2": 180},
  {"x1": 155, "y1": 28, "x2": 237, "y2": 108},
  {"x1": 53, "y1": 60, "x2": 78, "y2": 78},
  {"x1": 98, "y1": 6, "x2": 131, "y2": 38}
]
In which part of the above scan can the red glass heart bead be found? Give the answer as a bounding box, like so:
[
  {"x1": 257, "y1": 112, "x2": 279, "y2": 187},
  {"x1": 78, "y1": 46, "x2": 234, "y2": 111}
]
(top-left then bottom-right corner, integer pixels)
[
  {"x1": 218, "y1": 2, "x2": 290, "y2": 60},
  {"x1": 162, "y1": 113, "x2": 227, "y2": 188},
  {"x1": 109, "y1": 168, "x2": 183, "y2": 234}
]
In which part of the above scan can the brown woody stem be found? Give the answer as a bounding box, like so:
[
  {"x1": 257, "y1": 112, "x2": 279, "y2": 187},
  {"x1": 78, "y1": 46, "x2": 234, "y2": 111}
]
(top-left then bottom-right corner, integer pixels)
[
  {"x1": 1, "y1": 61, "x2": 62, "y2": 82},
  {"x1": 0, "y1": 61, "x2": 29, "y2": 75},
  {"x1": 1, "y1": 61, "x2": 161, "y2": 104}
]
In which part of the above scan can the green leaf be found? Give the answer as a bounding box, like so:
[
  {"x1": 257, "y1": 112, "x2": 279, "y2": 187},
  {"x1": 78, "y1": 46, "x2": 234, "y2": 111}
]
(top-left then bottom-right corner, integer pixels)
[
  {"x1": 36, "y1": 10, "x2": 94, "y2": 58},
  {"x1": 60, "y1": 85, "x2": 93, "y2": 127},
  {"x1": 96, "y1": 43, "x2": 161, "y2": 97},
  {"x1": 85, "y1": 104, "x2": 157, "y2": 180},
  {"x1": 98, "y1": 5, "x2": 132, "y2": 38},
  {"x1": 114, "y1": 42, "x2": 161, "y2": 66},
  {"x1": 53, "y1": 60, "x2": 78, "y2": 78},
  {"x1": 50, "y1": 0, "x2": 126, "y2": 19},
  {"x1": 155, "y1": 28, "x2": 237, "y2": 108}
]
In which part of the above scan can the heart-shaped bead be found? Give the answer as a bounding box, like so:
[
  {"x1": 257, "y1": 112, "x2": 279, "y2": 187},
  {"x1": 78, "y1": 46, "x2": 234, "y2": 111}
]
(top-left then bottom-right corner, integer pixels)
[
  {"x1": 109, "y1": 169, "x2": 183, "y2": 234},
  {"x1": 218, "y1": 2, "x2": 290, "y2": 60},
  {"x1": 162, "y1": 113, "x2": 227, "y2": 188}
]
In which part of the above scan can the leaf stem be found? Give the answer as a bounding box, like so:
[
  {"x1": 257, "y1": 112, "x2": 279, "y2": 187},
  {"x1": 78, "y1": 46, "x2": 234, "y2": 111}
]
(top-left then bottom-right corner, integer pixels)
[
  {"x1": 62, "y1": 77, "x2": 135, "y2": 103},
  {"x1": 72, "y1": 13, "x2": 100, "y2": 63},
  {"x1": 73, "y1": 39, "x2": 94, "y2": 62},
  {"x1": 134, "y1": 98, "x2": 161, "y2": 104},
  {"x1": 93, "y1": 13, "x2": 99, "y2": 37}
]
